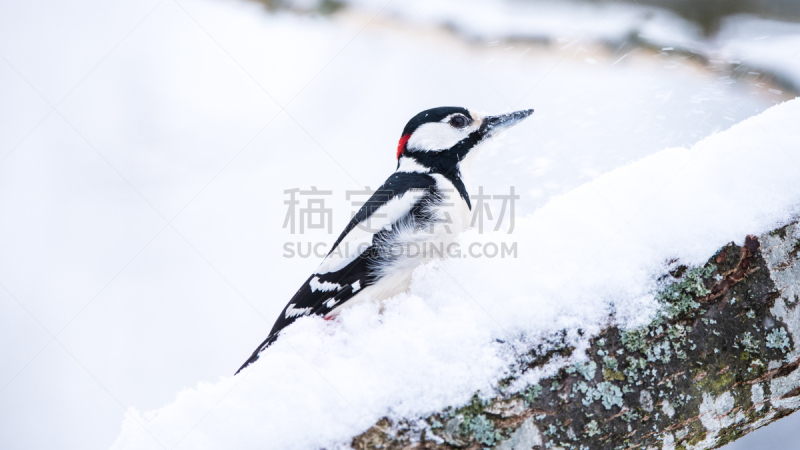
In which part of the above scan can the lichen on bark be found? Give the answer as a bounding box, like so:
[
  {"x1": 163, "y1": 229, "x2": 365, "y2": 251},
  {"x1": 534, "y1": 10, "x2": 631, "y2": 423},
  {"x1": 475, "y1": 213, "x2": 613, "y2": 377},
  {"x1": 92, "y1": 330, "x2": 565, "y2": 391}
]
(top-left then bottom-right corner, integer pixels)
[{"x1": 351, "y1": 220, "x2": 800, "y2": 450}]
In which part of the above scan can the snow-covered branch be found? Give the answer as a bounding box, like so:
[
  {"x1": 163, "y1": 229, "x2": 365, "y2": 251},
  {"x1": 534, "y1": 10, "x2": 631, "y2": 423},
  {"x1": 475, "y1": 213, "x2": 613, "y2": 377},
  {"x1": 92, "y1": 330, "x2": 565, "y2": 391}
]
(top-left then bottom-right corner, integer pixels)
[{"x1": 353, "y1": 221, "x2": 800, "y2": 450}]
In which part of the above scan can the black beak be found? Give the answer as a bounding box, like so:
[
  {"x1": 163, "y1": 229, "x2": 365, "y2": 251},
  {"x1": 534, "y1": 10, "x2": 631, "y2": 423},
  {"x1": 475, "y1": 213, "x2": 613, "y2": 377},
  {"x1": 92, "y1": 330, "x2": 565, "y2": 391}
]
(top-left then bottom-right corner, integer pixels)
[{"x1": 481, "y1": 109, "x2": 534, "y2": 138}]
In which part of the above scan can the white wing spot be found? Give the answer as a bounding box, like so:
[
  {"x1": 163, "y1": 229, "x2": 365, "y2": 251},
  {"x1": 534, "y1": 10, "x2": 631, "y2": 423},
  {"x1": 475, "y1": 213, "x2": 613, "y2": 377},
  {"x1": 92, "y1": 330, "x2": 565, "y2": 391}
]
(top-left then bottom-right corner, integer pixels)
[
  {"x1": 310, "y1": 276, "x2": 341, "y2": 292},
  {"x1": 351, "y1": 280, "x2": 361, "y2": 292},
  {"x1": 285, "y1": 303, "x2": 311, "y2": 318},
  {"x1": 323, "y1": 298, "x2": 339, "y2": 308}
]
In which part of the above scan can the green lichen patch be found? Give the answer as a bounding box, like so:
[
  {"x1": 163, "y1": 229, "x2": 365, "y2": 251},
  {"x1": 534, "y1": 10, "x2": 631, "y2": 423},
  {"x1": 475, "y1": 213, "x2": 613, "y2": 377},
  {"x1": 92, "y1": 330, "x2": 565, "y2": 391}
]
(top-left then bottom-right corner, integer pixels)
[
  {"x1": 603, "y1": 368, "x2": 625, "y2": 381},
  {"x1": 466, "y1": 414, "x2": 500, "y2": 446},
  {"x1": 658, "y1": 264, "x2": 715, "y2": 319},
  {"x1": 603, "y1": 355, "x2": 619, "y2": 371},
  {"x1": 566, "y1": 360, "x2": 598, "y2": 381},
  {"x1": 716, "y1": 424, "x2": 746, "y2": 447},
  {"x1": 766, "y1": 327, "x2": 791, "y2": 352},
  {"x1": 685, "y1": 428, "x2": 708, "y2": 446},
  {"x1": 454, "y1": 394, "x2": 490, "y2": 421},
  {"x1": 585, "y1": 420, "x2": 601, "y2": 437},
  {"x1": 738, "y1": 332, "x2": 761, "y2": 355},
  {"x1": 523, "y1": 384, "x2": 543, "y2": 406},
  {"x1": 621, "y1": 328, "x2": 648, "y2": 353}
]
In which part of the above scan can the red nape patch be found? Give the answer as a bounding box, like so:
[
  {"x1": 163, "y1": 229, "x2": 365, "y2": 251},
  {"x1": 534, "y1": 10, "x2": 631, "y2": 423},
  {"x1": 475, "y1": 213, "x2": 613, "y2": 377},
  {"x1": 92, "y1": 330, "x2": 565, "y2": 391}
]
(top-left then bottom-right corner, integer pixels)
[{"x1": 396, "y1": 134, "x2": 411, "y2": 159}]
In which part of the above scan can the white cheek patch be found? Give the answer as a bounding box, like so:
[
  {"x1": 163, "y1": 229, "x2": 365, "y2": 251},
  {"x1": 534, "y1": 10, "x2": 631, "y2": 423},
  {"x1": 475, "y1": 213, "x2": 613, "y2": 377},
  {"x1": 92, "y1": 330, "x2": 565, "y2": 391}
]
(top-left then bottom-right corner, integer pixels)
[{"x1": 407, "y1": 122, "x2": 469, "y2": 151}]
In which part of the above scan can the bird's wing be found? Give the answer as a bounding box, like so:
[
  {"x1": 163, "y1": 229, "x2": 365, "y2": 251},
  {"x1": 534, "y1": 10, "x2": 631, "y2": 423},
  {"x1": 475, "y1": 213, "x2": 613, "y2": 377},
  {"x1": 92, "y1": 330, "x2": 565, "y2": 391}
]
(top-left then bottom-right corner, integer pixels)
[{"x1": 237, "y1": 172, "x2": 437, "y2": 373}]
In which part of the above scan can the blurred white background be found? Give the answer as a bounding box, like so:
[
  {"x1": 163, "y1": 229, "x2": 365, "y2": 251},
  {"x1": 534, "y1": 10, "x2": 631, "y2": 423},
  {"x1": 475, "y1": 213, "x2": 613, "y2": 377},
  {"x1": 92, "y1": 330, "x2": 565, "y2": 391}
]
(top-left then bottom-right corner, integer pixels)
[{"x1": 1, "y1": 0, "x2": 799, "y2": 448}]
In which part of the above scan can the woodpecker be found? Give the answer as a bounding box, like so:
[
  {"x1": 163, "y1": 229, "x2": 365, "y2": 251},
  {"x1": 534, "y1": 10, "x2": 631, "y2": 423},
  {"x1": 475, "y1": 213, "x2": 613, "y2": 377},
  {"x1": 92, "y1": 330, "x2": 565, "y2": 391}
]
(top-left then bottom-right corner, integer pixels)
[{"x1": 237, "y1": 106, "x2": 533, "y2": 373}]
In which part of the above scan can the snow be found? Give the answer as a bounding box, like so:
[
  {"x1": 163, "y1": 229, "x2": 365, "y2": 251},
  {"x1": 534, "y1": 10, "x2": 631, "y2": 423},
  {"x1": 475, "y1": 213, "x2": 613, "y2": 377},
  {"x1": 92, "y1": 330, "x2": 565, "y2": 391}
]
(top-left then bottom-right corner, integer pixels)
[
  {"x1": 345, "y1": 0, "x2": 706, "y2": 50},
  {"x1": 110, "y1": 98, "x2": 800, "y2": 450},
  {"x1": 716, "y1": 15, "x2": 800, "y2": 93},
  {"x1": 0, "y1": 0, "x2": 798, "y2": 448},
  {"x1": 340, "y1": 0, "x2": 800, "y2": 94}
]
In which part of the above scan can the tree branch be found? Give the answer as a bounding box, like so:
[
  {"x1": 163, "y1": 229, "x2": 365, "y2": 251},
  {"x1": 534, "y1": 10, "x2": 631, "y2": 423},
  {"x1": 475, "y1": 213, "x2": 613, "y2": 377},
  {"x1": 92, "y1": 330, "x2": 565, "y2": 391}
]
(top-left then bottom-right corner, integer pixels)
[{"x1": 351, "y1": 220, "x2": 800, "y2": 450}]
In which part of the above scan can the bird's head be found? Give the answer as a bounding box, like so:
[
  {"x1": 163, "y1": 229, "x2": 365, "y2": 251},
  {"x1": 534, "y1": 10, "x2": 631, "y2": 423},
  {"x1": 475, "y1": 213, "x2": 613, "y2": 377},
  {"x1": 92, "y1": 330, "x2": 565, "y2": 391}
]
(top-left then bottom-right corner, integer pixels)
[{"x1": 395, "y1": 106, "x2": 533, "y2": 176}]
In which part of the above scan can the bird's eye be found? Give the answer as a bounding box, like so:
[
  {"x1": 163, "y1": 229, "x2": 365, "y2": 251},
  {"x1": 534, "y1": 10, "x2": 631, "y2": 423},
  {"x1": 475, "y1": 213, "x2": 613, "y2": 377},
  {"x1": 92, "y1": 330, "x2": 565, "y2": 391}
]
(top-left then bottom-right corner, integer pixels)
[{"x1": 449, "y1": 115, "x2": 468, "y2": 128}]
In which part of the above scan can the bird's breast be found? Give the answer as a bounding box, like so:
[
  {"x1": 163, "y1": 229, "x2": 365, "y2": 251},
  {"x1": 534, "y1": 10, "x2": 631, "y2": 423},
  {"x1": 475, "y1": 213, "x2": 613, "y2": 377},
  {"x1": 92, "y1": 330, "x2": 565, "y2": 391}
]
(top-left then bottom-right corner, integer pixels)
[{"x1": 427, "y1": 173, "x2": 473, "y2": 240}]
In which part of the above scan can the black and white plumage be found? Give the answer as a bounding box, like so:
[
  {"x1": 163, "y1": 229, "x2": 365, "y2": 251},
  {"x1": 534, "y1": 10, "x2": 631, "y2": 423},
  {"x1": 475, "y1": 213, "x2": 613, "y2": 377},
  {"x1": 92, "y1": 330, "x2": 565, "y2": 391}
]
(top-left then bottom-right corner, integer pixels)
[{"x1": 237, "y1": 106, "x2": 533, "y2": 373}]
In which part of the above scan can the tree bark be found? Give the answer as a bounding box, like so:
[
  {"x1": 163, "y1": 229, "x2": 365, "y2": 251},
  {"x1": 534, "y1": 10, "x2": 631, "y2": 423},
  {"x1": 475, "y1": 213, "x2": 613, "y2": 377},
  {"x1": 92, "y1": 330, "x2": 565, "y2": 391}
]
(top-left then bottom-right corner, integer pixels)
[{"x1": 352, "y1": 220, "x2": 800, "y2": 450}]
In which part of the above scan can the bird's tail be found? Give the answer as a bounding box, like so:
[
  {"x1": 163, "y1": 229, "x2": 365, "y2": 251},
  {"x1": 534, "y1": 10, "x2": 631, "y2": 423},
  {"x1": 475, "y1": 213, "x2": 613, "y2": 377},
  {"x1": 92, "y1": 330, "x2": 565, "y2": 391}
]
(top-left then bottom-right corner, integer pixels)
[{"x1": 235, "y1": 333, "x2": 278, "y2": 375}]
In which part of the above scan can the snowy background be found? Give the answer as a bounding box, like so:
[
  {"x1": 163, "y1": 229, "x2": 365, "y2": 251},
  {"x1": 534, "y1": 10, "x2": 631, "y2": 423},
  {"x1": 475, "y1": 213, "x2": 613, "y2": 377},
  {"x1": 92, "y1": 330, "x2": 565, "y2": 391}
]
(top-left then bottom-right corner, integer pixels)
[{"x1": 1, "y1": 0, "x2": 799, "y2": 448}]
